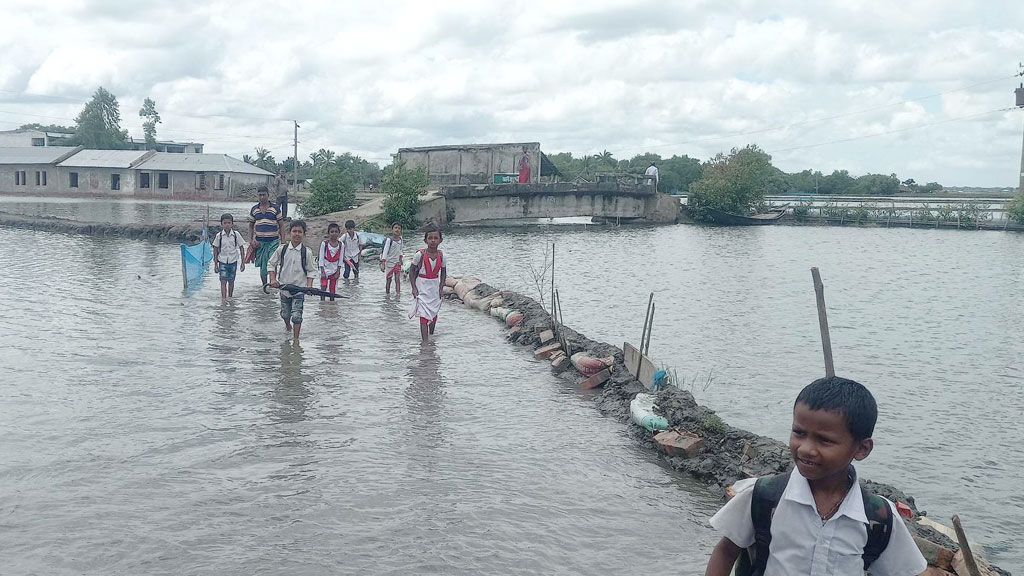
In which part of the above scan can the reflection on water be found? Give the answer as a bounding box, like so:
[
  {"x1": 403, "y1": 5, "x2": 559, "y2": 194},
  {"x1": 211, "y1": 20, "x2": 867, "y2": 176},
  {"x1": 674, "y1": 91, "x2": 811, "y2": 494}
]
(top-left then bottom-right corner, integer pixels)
[
  {"x1": 1, "y1": 219, "x2": 1022, "y2": 573},
  {"x1": 0, "y1": 195, "x2": 254, "y2": 225}
]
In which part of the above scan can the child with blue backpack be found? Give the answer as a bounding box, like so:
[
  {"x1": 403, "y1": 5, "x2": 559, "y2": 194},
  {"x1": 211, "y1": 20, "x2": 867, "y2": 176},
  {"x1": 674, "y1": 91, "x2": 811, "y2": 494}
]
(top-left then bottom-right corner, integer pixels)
[{"x1": 704, "y1": 376, "x2": 926, "y2": 576}]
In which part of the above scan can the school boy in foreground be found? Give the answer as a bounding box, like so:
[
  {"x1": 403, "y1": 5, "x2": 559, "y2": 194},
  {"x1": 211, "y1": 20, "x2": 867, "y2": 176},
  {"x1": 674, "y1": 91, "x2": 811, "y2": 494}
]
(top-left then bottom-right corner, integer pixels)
[
  {"x1": 705, "y1": 376, "x2": 926, "y2": 576},
  {"x1": 268, "y1": 220, "x2": 316, "y2": 342}
]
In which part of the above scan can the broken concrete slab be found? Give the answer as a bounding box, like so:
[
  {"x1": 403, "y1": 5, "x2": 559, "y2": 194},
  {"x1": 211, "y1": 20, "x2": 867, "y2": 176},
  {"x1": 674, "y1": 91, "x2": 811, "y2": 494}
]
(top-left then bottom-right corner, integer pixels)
[
  {"x1": 534, "y1": 342, "x2": 562, "y2": 359},
  {"x1": 580, "y1": 368, "x2": 611, "y2": 389},
  {"x1": 653, "y1": 430, "x2": 706, "y2": 459}
]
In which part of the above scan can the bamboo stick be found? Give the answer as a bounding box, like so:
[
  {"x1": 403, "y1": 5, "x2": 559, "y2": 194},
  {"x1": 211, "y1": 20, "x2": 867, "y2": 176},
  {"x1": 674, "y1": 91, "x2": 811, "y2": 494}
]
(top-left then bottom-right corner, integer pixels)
[
  {"x1": 811, "y1": 268, "x2": 835, "y2": 377},
  {"x1": 952, "y1": 515, "x2": 983, "y2": 576}
]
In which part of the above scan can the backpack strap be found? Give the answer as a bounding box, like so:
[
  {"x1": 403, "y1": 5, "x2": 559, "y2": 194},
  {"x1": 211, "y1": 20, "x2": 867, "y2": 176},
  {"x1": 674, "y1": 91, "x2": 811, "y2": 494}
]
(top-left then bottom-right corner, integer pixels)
[
  {"x1": 861, "y1": 490, "x2": 893, "y2": 569},
  {"x1": 739, "y1": 471, "x2": 791, "y2": 576}
]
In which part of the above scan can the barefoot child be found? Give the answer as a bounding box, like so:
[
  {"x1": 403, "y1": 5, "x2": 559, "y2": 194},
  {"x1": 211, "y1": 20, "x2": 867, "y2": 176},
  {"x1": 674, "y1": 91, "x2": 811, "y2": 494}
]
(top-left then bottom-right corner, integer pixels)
[
  {"x1": 247, "y1": 186, "x2": 285, "y2": 287},
  {"x1": 213, "y1": 213, "x2": 246, "y2": 298},
  {"x1": 268, "y1": 220, "x2": 316, "y2": 342},
  {"x1": 380, "y1": 222, "x2": 404, "y2": 295},
  {"x1": 319, "y1": 222, "x2": 343, "y2": 301},
  {"x1": 704, "y1": 376, "x2": 926, "y2": 576},
  {"x1": 409, "y1": 226, "x2": 446, "y2": 343},
  {"x1": 340, "y1": 219, "x2": 363, "y2": 279}
]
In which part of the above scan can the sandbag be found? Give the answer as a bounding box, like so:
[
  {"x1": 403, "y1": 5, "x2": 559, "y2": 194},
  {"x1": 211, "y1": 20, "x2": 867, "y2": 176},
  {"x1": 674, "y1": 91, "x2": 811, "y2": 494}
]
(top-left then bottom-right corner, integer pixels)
[
  {"x1": 454, "y1": 278, "x2": 481, "y2": 299},
  {"x1": 472, "y1": 294, "x2": 497, "y2": 311},
  {"x1": 505, "y1": 311, "x2": 524, "y2": 327},
  {"x1": 490, "y1": 306, "x2": 511, "y2": 320},
  {"x1": 360, "y1": 247, "x2": 380, "y2": 258},
  {"x1": 570, "y1": 352, "x2": 614, "y2": 377},
  {"x1": 444, "y1": 276, "x2": 459, "y2": 288},
  {"x1": 488, "y1": 296, "x2": 504, "y2": 310},
  {"x1": 442, "y1": 286, "x2": 455, "y2": 296}
]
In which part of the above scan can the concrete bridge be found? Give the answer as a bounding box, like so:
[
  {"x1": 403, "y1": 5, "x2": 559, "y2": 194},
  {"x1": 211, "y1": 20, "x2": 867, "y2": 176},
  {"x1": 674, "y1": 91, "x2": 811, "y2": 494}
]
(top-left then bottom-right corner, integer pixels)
[{"x1": 441, "y1": 183, "x2": 679, "y2": 224}]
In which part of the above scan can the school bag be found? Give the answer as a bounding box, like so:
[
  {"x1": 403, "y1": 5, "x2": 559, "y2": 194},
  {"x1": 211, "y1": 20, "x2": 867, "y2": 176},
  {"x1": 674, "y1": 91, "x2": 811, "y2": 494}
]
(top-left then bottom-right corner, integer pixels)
[
  {"x1": 214, "y1": 230, "x2": 244, "y2": 253},
  {"x1": 276, "y1": 243, "x2": 309, "y2": 274},
  {"x1": 734, "y1": 471, "x2": 893, "y2": 576}
]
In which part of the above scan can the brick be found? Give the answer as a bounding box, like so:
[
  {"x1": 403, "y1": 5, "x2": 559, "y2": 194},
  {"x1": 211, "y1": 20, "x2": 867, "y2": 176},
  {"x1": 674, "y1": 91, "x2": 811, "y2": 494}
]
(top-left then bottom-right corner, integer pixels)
[
  {"x1": 653, "y1": 430, "x2": 705, "y2": 459},
  {"x1": 579, "y1": 368, "x2": 610, "y2": 389},
  {"x1": 914, "y1": 537, "x2": 955, "y2": 572},
  {"x1": 550, "y1": 354, "x2": 571, "y2": 373},
  {"x1": 505, "y1": 326, "x2": 522, "y2": 339},
  {"x1": 538, "y1": 329, "x2": 555, "y2": 344},
  {"x1": 534, "y1": 342, "x2": 562, "y2": 359}
]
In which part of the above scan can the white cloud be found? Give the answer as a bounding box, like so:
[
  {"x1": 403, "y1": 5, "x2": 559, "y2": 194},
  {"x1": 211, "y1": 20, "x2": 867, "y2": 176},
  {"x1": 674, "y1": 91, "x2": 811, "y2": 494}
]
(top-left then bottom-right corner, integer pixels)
[{"x1": 0, "y1": 0, "x2": 1022, "y2": 185}]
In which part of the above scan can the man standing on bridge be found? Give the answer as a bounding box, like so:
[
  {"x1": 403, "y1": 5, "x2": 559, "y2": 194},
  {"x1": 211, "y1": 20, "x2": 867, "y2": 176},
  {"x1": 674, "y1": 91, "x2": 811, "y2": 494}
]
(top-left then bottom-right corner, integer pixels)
[
  {"x1": 273, "y1": 169, "x2": 289, "y2": 218},
  {"x1": 644, "y1": 162, "x2": 659, "y2": 192}
]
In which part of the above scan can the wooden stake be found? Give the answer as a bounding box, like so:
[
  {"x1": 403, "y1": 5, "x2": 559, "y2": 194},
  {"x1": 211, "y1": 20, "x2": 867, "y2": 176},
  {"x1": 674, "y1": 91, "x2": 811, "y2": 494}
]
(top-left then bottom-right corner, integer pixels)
[
  {"x1": 643, "y1": 302, "x2": 655, "y2": 356},
  {"x1": 637, "y1": 292, "x2": 654, "y2": 377},
  {"x1": 811, "y1": 268, "x2": 835, "y2": 377},
  {"x1": 952, "y1": 515, "x2": 983, "y2": 576}
]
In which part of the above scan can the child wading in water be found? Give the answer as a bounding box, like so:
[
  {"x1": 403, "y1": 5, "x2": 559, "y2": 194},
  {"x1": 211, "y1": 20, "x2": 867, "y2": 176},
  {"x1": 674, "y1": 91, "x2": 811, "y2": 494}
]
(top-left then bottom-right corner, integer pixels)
[
  {"x1": 213, "y1": 213, "x2": 246, "y2": 298},
  {"x1": 268, "y1": 220, "x2": 316, "y2": 342},
  {"x1": 319, "y1": 222, "x2": 343, "y2": 301},
  {"x1": 340, "y1": 219, "x2": 363, "y2": 279},
  {"x1": 408, "y1": 226, "x2": 446, "y2": 343},
  {"x1": 380, "y1": 222, "x2": 404, "y2": 296},
  {"x1": 704, "y1": 376, "x2": 926, "y2": 576}
]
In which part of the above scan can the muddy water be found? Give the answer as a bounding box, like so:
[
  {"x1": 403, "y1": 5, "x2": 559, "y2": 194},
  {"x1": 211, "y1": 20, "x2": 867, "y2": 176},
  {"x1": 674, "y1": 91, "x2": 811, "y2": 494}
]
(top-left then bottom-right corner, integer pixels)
[
  {"x1": 443, "y1": 224, "x2": 1024, "y2": 571},
  {"x1": 0, "y1": 227, "x2": 721, "y2": 575}
]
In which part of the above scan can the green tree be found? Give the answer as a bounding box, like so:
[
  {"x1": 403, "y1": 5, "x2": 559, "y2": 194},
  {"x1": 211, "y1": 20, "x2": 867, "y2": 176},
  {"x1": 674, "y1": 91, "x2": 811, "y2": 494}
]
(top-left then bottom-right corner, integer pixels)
[
  {"x1": 334, "y1": 152, "x2": 382, "y2": 188},
  {"x1": 381, "y1": 162, "x2": 430, "y2": 228},
  {"x1": 657, "y1": 154, "x2": 702, "y2": 193},
  {"x1": 138, "y1": 97, "x2": 161, "y2": 149},
  {"x1": 920, "y1": 181, "x2": 943, "y2": 194},
  {"x1": 1006, "y1": 191, "x2": 1024, "y2": 224},
  {"x1": 73, "y1": 87, "x2": 128, "y2": 149},
  {"x1": 19, "y1": 122, "x2": 74, "y2": 134},
  {"x1": 254, "y1": 147, "x2": 276, "y2": 172},
  {"x1": 687, "y1": 145, "x2": 774, "y2": 218},
  {"x1": 851, "y1": 173, "x2": 900, "y2": 195},
  {"x1": 242, "y1": 154, "x2": 255, "y2": 165},
  {"x1": 301, "y1": 166, "x2": 356, "y2": 217}
]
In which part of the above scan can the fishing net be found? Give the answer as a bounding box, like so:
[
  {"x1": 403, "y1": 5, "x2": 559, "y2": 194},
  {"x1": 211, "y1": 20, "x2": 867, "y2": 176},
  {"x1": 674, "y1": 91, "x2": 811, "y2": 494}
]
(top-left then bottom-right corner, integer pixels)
[{"x1": 180, "y1": 229, "x2": 213, "y2": 288}]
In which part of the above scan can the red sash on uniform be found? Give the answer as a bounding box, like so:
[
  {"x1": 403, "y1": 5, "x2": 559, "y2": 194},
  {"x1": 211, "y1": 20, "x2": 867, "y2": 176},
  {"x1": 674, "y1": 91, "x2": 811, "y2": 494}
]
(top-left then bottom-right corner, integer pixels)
[{"x1": 417, "y1": 249, "x2": 443, "y2": 279}]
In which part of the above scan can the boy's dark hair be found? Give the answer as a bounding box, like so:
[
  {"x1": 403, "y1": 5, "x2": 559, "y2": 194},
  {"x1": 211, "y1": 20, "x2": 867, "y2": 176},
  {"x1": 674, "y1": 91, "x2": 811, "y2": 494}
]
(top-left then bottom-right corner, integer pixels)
[
  {"x1": 423, "y1": 225, "x2": 442, "y2": 241},
  {"x1": 220, "y1": 213, "x2": 233, "y2": 223},
  {"x1": 289, "y1": 219, "x2": 307, "y2": 232},
  {"x1": 345, "y1": 219, "x2": 356, "y2": 229},
  {"x1": 392, "y1": 221, "x2": 403, "y2": 228},
  {"x1": 327, "y1": 221, "x2": 340, "y2": 232},
  {"x1": 795, "y1": 376, "x2": 877, "y2": 440},
  {"x1": 257, "y1": 185, "x2": 269, "y2": 194}
]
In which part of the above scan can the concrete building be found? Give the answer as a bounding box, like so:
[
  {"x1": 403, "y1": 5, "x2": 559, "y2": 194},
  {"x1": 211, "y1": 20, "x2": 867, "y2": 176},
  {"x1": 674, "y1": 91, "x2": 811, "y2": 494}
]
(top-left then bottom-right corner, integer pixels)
[
  {"x1": 0, "y1": 147, "x2": 82, "y2": 194},
  {"x1": 131, "y1": 153, "x2": 272, "y2": 198},
  {"x1": 396, "y1": 142, "x2": 561, "y2": 188},
  {"x1": 55, "y1": 149, "x2": 154, "y2": 195},
  {"x1": 0, "y1": 128, "x2": 75, "y2": 147},
  {"x1": 127, "y1": 139, "x2": 204, "y2": 153}
]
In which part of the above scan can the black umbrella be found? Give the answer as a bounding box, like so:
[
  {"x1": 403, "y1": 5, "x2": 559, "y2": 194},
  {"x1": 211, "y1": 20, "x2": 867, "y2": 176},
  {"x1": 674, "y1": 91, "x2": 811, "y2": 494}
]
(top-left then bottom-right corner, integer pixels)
[{"x1": 263, "y1": 283, "x2": 348, "y2": 299}]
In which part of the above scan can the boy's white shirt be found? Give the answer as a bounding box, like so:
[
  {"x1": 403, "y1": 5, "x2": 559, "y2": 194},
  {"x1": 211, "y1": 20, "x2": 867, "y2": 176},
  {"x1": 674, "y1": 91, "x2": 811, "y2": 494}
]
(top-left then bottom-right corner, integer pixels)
[
  {"x1": 709, "y1": 468, "x2": 926, "y2": 576},
  {"x1": 381, "y1": 236, "x2": 404, "y2": 268},
  {"x1": 268, "y1": 241, "x2": 316, "y2": 296},
  {"x1": 214, "y1": 229, "x2": 245, "y2": 264},
  {"x1": 340, "y1": 232, "x2": 361, "y2": 259}
]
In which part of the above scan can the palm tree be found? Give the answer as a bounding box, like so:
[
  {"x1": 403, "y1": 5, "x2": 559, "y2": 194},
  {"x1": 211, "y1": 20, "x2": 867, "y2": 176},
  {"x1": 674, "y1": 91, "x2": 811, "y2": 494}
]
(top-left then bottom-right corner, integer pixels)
[
  {"x1": 254, "y1": 147, "x2": 275, "y2": 171},
  {"x1": 242, "y1": 154, "x2": 255, "y2": 165},
  {"x1": 598, "y1": 149, "x2": 615, "y2": 168}
]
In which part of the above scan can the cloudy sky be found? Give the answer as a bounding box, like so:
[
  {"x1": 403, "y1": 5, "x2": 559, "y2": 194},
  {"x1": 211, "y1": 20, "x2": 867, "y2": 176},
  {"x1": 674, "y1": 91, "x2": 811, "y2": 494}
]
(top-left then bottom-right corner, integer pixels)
[{"x1": 2, "y1": 0, "x2": 1023, "y2": 186}]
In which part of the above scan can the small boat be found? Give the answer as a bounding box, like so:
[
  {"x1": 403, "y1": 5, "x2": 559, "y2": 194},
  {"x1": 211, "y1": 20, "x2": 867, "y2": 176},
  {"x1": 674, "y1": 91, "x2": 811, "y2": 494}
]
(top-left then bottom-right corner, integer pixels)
[
  {"x1": 630, "y1": 393, "x2": 669, "y2": 432},
  {"x1": 705, "y1": 205, "x2": 788, "y2": 226}
]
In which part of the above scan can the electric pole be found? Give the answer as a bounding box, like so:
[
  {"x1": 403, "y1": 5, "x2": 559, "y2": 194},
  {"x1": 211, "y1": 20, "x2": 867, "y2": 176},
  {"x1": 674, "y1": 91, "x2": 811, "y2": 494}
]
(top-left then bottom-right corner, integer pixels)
[
  {"x1": 1017, "y1": 64, "x2": 1024, "y2": 193},
  {"x1": 293, "y1": 120, "x2": 299, "y2": 200}
]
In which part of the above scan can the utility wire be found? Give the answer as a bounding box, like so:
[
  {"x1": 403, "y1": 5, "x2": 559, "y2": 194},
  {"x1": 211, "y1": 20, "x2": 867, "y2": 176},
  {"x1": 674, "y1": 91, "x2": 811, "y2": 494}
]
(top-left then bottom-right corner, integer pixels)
[
  {"x1": 615, "y1": 74, "x2": 1019, "y2": 154},
  {"x1": 768, "y1": 107, "x2": 1018, "y2": 154}
]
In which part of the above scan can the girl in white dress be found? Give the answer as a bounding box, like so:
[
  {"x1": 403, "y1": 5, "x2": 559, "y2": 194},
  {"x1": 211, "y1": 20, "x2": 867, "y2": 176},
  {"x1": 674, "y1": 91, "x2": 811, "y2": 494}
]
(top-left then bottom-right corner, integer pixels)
[{"x1": 408, "y1": 227, "x2": 446, "y2": 342}]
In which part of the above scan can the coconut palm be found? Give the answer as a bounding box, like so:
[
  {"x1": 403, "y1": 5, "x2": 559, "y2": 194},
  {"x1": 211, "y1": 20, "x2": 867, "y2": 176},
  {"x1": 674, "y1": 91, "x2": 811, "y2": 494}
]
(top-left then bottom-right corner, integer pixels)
[
  {"x1": 242, "y1": 154, "x2": 255, "y2": 165},
  {"x1": 254, "y1": 147, "x2": 276, "y2": 171}
]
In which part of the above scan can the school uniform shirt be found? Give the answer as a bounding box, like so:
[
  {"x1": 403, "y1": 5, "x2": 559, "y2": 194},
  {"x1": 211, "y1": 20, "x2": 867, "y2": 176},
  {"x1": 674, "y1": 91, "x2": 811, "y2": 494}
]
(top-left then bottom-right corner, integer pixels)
[
  {"x1": 248, "y1": 203, "x2": 283, "y2": 242},
  {"x1": 214, "y1": 229, "x2": 246, "y2": 264},
  {"x1": 380, "y1": 236, "x2": 404, "y2": 269},
  {"x1": 268, "y1": 242, "x2": 316, "y2": 296},
  {"x1": 709, "y1": 468, "x2": 926, "y2": 576},
  {"x1": 340, "y1": 232, "x2": 362, "y2": 260},
  {"x1": 319, "y1": 241, "x2": 343, "y2": 276}
]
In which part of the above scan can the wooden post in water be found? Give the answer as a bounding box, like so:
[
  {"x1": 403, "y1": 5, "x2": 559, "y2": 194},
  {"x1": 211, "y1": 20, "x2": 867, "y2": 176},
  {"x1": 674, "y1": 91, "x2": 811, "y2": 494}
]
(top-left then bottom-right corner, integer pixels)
[
  {"x1": 637, "y1": 292, "x2": 654, "y2": 377},
  {"x1": 550, "y1": 242, "x2": 555, "y2": 314},
  {"x1": 643, "y1": 302, "x2": 655, "y2": 356},
  {"x1": 811, "y1": 268, "x2": 835, "y2": 377},
  {"x1": 951, "y1": 515, "x2": 984, "y2": 576}
]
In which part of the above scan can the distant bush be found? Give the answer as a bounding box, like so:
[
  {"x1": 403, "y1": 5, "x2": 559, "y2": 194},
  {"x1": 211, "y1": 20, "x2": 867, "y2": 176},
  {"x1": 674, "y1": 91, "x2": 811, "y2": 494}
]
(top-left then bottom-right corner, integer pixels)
[
  {"x1": 301, "y1": 167, "x2": 355, "y2": 217},
  {"x1": 381, "y1": 162, "x2": 430, "y2": 229},
  {"x1": 1007, "y1": 193, "x2": 1024, "y2": 224}
]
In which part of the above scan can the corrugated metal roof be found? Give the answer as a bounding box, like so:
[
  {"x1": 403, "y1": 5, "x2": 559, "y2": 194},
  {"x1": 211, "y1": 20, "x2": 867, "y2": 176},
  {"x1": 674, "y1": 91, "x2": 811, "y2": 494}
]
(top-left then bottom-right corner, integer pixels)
[
  {"x1": 0, "y1": 146, "x2": 80, "y2": 165},
  {"x1": 58, "y1": 149, "x2": 151, "y2": 168},
  {"x1": 134, "y1": 153, "x2": 273, "y2": 175}
]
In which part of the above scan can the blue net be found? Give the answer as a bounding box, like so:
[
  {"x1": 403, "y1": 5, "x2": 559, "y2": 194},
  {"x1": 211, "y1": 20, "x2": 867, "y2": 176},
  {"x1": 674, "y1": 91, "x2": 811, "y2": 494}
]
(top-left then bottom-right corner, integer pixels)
[{"x1": 180, "y1": 229, "x2": 213, "y2": 288}]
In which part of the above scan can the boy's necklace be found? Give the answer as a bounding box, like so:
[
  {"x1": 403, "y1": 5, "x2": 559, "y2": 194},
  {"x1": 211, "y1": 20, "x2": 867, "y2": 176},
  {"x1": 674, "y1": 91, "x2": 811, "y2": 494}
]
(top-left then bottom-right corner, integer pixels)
[{"x1": 818, "y1": 483, "x2": 851, "y2": 524}]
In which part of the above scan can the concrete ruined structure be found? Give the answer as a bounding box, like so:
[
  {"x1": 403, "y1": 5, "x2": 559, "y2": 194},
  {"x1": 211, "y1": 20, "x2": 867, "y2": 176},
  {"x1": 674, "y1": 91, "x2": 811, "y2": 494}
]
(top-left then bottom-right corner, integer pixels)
[
  {"x1": 0, "y1": 147, "x2": 272, "y2": 198},
  {"x1": 396, "y1": 142, "x2": 560, "y2": 187}
]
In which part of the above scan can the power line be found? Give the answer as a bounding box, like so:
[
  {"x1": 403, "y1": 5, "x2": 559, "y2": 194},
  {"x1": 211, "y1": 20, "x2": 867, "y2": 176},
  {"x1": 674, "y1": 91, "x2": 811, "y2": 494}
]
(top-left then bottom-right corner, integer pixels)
[
  {"x1": 768, "y1": 107, "x2": 1018, "y2": 154},
  {"x1": 615, "y1": 74, "x2": 1019, "y2": 155}
]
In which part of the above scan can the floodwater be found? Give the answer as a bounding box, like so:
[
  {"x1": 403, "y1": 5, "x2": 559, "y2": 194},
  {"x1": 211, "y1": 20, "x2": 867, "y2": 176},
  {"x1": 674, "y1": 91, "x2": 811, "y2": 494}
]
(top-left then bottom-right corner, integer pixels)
[
  {"x1": 2, "y1": 201, "x2": 1023, "y2": 573},
  {"x1": 0, "y1": 195, "x2": 257, "y2": 225},
  {"x1": 0, "y1": 226, "x2": 720, "y2": 575}
]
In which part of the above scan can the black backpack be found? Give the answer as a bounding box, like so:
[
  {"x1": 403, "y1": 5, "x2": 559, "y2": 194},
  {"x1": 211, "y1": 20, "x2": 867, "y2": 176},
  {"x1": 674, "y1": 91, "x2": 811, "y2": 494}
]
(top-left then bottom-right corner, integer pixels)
[
  {"x1": 735, "y1": 471, "x2": 893, "y2": 576},
  {"x1": 277, "y1": 243, "x2": 309, "y2": 274}
]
